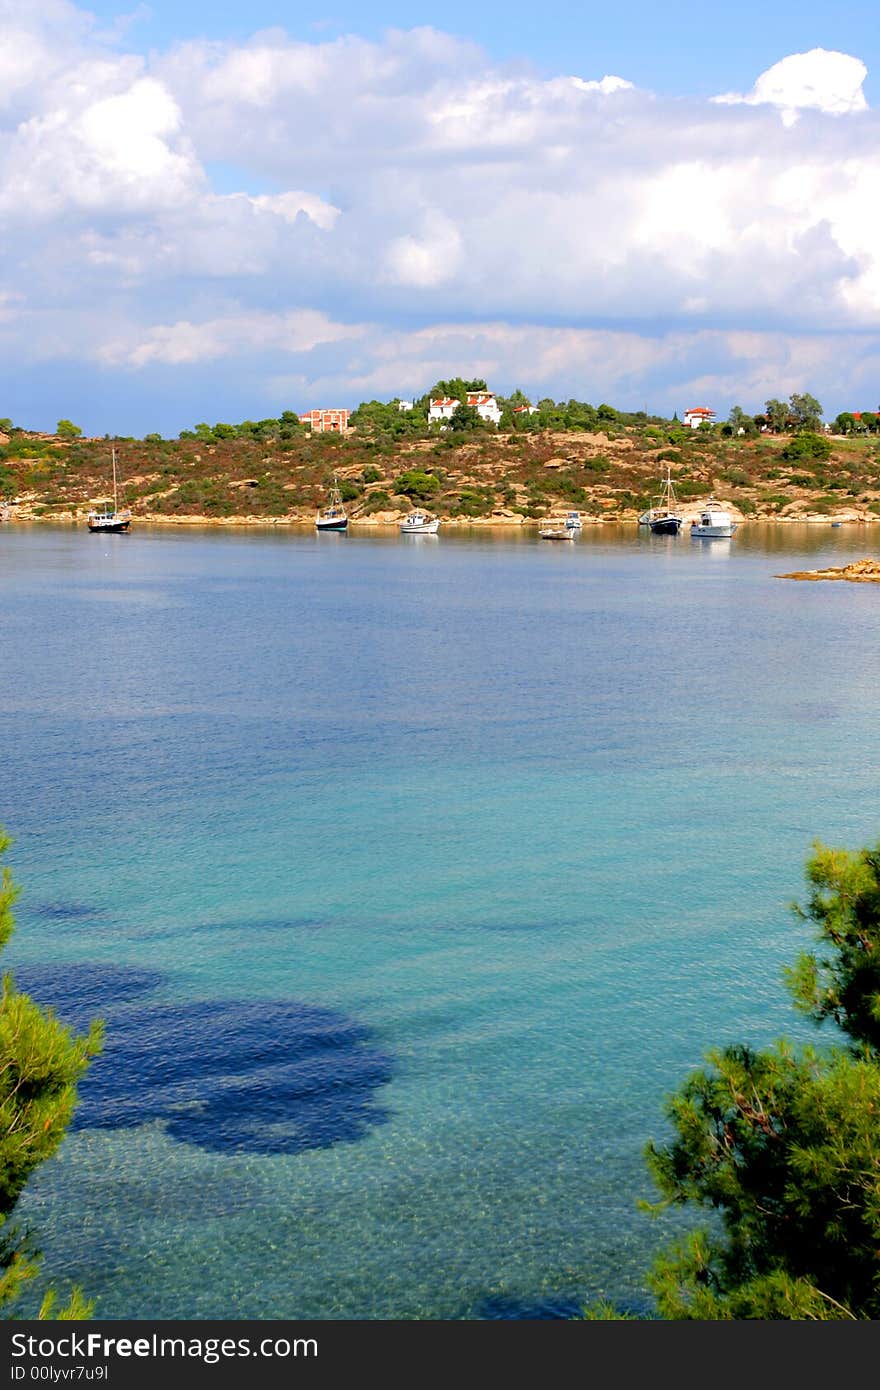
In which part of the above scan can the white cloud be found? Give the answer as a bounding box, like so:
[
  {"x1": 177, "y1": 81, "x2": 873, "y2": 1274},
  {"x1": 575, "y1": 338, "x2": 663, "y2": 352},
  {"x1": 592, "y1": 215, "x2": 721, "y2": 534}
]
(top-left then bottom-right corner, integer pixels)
[
  {"x1": 384, "y1": 211, "x2": 464, "y2": 287},
  {"x1": 97, "y1": 309, "x2": 365, "y2": 367},
  {"x1": 713, "y1": 48, "x2": 868, "y2": 126},
  {"x1": 1, "y1": 7, "x2": 879, "y2": 427}
]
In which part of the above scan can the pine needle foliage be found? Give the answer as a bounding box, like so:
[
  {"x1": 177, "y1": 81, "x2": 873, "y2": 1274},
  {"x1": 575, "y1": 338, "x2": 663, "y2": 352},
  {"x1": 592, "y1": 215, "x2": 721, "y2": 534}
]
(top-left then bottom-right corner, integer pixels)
[{"x1": 0, "y1": 829, "x2": 102, "y2": 1319}]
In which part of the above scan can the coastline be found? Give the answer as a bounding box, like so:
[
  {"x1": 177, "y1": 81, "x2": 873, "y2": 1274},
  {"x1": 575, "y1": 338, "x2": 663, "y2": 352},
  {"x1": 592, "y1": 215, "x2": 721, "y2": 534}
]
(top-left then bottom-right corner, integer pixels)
[{"x1": 6, "y1": 508, "x2": 880, "y2": 530}]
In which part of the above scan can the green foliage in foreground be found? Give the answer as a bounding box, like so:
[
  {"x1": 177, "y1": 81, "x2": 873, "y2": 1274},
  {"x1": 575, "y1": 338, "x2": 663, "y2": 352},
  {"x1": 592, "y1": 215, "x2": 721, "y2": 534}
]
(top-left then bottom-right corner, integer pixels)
[
  {"x1": 0, "y1": 830, "x2": 102, "y2": 1319},
  {"x1": 587, "y1": 836, "x2": 880, "y2": 1320}
]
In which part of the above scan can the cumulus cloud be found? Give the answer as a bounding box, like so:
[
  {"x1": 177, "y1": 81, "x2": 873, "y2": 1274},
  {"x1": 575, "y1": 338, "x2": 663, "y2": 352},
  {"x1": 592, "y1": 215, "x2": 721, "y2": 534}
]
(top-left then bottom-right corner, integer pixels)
[
  {"x1": 0, "y1": 6, "x2": 878, "y2": 430},
  {"x1": 714, "y1": 48, "x2": 868, "y2": 126}
]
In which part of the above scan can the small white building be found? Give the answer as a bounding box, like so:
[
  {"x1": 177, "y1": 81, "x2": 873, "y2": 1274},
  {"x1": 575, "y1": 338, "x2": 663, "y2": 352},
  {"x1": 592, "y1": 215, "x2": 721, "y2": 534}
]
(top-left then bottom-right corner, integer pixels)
[
  {"x1": 428, "y1": 396, "x2": 460, "y2": 423},
  {"x1": 683, "y1": 406, "x2": 716, "y2": 429},
  {"x1": 466, "y1": 391, "x2": 502, "y2": 425},
  {"x1": 397, "y1": 399, "x2": 414, "y2": 412},
  {"x1": 512, "y1": 403, "x2": 538, "y2": 416}
]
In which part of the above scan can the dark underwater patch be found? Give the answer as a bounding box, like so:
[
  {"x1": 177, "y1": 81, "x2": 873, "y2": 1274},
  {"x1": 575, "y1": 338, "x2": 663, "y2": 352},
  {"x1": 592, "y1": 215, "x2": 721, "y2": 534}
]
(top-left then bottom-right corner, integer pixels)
[
  {"x1": 73, "y1": 999, "x2": 393, "y2": 1155},
  {"x1": 14, "y1": 964, "x2": 393, "y2": 1156},
  {"x1": 13, "y1": 963, "x2": 164, "y2": 1025},
  {"x1": 33, "y1": 901, "x2": 103, "y2": 922}
]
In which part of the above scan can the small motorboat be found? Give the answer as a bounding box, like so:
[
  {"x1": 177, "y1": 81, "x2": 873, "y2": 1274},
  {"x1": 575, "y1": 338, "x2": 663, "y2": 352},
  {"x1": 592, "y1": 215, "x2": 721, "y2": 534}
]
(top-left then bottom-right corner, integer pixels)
[
  {"x1": 564, "y1": 511, "x2": 583, "y2": 531},
  {"x1": 400, "y1": 511, "x2": 440, "y2": 534},
  {"x1": 539, "y1": 526, "x2": 575, "y2": 541},
  {"x1": 691, "y1": 502, "x2": 737, "y2": 539}
]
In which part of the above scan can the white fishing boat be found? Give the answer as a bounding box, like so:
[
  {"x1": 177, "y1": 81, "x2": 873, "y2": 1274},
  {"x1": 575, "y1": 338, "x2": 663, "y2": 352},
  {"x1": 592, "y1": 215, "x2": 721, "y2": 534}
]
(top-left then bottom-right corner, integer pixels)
[
  {"x1": 400, "y1": 511, "x2": 440, "y2": 534},
  {"x1": 87, "y1": 447, "x2": 132, "y2": 533},
  {"x1": 564, "y1": 511, "x2": 583, "y2": 530},
  {"x1": 315, "y1": 475, "x2": 348, "y2": 531},
  {"x1": 690, "y1": 502, "x2": 737, "y2": 539}
]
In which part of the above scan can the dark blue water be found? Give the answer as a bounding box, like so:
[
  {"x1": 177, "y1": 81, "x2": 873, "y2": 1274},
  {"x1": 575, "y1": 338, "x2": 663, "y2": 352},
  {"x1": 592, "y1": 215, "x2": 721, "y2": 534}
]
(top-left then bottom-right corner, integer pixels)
[{"x1": 2, "y1": 521, "x2": 879, "y2": 1318}]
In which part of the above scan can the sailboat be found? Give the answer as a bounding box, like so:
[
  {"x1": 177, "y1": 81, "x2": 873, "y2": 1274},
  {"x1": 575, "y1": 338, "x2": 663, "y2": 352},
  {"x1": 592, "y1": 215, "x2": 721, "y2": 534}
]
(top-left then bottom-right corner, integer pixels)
[
  {"x1": 315, "y1": 474, "x2": 348, "y2": 531},
  {"x1": 87, "y1": 447, "x2": 132, "y2": 533},
  {"x1": 641, "y1": 465, "x2": 683, "y2": 535}
]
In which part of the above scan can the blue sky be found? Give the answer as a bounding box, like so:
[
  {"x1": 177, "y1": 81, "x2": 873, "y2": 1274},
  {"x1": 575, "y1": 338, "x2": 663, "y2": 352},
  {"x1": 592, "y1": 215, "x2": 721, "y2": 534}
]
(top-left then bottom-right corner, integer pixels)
[
  {"x1": 92, "y1": 0, "x2": 880, "y2": 100},
  {"x1": 2, "y1": 0, "x2": 880, "y2": 435}
]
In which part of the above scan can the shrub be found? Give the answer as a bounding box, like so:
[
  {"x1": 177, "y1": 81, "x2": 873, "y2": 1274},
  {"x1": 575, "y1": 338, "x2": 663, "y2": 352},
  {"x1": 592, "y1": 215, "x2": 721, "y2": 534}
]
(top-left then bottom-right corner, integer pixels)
[
  {"x1": 395, "y1": 470, "x2": 441, "y2": 500},
  {"x1": 780, "y1": 433, "x2": 832, "y2": 462}
]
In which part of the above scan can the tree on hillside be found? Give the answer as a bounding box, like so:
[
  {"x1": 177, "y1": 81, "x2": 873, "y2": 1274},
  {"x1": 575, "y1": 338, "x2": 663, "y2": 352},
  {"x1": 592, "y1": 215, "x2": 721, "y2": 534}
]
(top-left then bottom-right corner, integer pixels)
[
  {"x1": 448, "y1": 403, "x2": 483, "y2": 432},
  {"x1": 833, "y1": 412, "x2": 856, "y2": 436},
  {"x1": 640, "y1": 835, "x2": 880, "y2": 1319},
  {"x1": 789, "y1": 393, "x2": 823, "y2": 432},
  {"x1": 349, "y1": 400, "x2": 426, "y2": 437},
  {"x1": 425, "y1": 378, "x2": 487, "y2": 405},
  {"x1": 727, "y1": 406, "x2": 756, "y2": 436},
  {"x1": 0, "y1": 830, "x2": 102, "y2": 1318},
  {"x1": 395, "y1": 469, "x2": 441, "y2": 500},
  {"x1": 764, "y1": 399, "x2": 790, "y2": 433},
  {"x1": 55, "y1": 420, "x2": 81, "y2": 439}
]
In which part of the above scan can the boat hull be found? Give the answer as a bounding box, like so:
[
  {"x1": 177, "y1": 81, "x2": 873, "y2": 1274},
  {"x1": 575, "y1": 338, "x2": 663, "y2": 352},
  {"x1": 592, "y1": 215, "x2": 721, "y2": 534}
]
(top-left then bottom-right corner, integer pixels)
[
  {"x1": 87, "y1": 519, "x2": 131, "y2": 533},
  {"x1": 315, "y1": 518, "x2": 348, "y2": 531},
  {"x1": 649, "y1": 517, "x2": 682, "y2": 535},
  {"x1": 691, "y1": 525, "x2": 736, "y2": 538}
]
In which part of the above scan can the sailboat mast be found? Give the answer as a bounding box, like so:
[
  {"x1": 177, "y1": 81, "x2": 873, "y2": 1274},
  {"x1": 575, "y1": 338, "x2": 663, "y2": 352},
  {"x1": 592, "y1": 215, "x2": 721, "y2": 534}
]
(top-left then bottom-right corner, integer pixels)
[{"x1": 112, "y1": 447, "x2": 118, "y2": 512}]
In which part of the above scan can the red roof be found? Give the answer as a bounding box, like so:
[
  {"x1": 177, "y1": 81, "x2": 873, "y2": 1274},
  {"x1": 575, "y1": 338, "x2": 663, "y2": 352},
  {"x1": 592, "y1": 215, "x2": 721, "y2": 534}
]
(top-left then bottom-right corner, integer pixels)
[
  {"x1": 684, "y1": 406, "x2": 715, "y2": 415},
  {"x1": 430, "y1": 397, "x2": 459, "y2": 408}
]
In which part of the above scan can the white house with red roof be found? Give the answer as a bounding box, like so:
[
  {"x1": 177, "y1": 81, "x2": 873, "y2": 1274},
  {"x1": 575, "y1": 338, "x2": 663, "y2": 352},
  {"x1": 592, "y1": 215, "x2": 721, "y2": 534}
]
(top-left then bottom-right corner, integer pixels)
[
  {"x1": 428, "y1": 396, "x2": 460, "y2": 423},
  {"x1": 466, "y1": 391, "x2": 502, "y2": 425},
  {"x1": 512, "y1": 403, "x2": 538, "y2": 416},
  {"x1": 428, "y1": 390, "x2": 503, "y2": 426},
  {"x1": 683, "y1": 406, "x2": 716, "y2": 429}
]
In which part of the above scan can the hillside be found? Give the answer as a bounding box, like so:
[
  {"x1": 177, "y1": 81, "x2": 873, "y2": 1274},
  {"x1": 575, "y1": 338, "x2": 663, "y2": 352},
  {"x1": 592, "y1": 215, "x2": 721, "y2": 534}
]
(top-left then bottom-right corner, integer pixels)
[{"x1": 2, "y1": 424, "x2": 880, "y2": 527}]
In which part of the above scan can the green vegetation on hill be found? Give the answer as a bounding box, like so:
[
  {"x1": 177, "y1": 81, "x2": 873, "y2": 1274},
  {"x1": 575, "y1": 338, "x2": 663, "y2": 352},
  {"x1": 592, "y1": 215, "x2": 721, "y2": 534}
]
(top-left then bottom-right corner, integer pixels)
[{"x1": 2, "y1": 388, "x2": 879, "y2": 522}]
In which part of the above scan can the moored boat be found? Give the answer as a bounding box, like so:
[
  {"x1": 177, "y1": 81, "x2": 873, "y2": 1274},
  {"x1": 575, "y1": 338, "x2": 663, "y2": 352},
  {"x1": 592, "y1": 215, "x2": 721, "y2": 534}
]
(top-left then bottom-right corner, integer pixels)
[
  {"x1": 315, "y1": 475, "x2": 348, "y2": 531},
  {"x1": 645, "y1": 466, "x2": 683, "y2": 535},
  {"x1": 690, "y1": 502, "x2": 737, "y2": 539},
  {"x1": 539, "y1": 526, "x2": 575, "y2": 540},
  {"x1": 87, "y1": 448, "x2": 131, "y2": 533},
  {"x1": 400, "y1": 511, "x2": 440, "y2": 534},
  {"x1": 564, "y1": 511, "x2": 583, "y2": 531}
]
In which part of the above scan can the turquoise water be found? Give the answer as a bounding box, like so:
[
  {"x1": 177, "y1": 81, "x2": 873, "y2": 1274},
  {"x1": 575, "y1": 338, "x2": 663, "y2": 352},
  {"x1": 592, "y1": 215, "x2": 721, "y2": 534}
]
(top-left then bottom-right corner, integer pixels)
[{"x1": 1, "y1": 522, "x2": 879, "y2": 1319}]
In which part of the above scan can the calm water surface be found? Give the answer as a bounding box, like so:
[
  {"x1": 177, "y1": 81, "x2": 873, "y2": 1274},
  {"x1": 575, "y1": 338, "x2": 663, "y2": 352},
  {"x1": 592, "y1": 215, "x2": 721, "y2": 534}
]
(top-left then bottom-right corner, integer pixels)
[{"x1": 1, "y1": 521, "x2": 879, "y2": 1319}]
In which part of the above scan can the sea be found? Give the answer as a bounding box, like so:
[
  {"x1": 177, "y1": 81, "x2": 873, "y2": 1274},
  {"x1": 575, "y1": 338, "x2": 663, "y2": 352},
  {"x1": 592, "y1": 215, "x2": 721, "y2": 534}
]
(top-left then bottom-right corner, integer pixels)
[{"x1": 1, "y1": 520, "x2": 878, "y2": 1320}]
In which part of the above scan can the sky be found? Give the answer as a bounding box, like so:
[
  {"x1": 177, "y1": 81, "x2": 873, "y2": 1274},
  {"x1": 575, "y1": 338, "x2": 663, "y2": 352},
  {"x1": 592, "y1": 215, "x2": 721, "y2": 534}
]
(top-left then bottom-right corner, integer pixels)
[{"x1": 3, "y1": 0, "x2": 880, "y2": 436}]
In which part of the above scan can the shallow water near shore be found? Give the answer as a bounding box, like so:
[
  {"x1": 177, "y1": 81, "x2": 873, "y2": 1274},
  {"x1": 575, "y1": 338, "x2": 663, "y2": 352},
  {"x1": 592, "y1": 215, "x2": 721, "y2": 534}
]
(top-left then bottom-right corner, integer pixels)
[{"x1": 1, "y1": 521, "x2": 879, "y2": 1319}]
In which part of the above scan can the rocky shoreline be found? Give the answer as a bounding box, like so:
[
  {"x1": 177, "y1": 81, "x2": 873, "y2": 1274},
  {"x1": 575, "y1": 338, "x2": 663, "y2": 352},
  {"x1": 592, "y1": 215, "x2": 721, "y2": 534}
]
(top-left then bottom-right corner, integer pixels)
[{"x1": 777, "y1": 558, "x2": 880, "y2": 582}]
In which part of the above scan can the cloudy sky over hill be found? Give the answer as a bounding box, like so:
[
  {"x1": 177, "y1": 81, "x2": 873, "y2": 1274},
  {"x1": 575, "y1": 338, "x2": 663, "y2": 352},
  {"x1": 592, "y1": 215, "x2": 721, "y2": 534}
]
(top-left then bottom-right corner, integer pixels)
[{"x1": 3, "y1": 0, "x2": 880, "y2": 434}]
